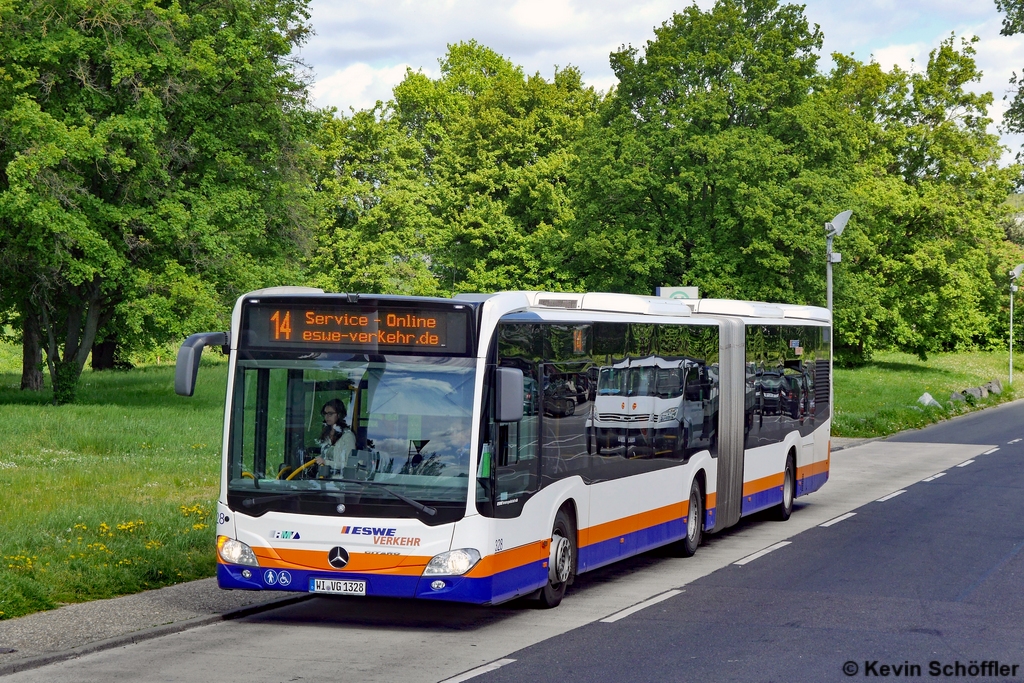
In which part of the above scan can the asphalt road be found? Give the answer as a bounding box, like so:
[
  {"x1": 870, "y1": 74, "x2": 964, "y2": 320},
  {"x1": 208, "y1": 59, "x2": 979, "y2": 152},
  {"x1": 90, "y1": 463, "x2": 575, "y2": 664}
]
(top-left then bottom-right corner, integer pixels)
[
  {"x1": 5, "y1": 403, "x2": 1022, "y2": 683},
  {"x1": 475, "y1": 401, "x2": 1024, "y2": 683}
]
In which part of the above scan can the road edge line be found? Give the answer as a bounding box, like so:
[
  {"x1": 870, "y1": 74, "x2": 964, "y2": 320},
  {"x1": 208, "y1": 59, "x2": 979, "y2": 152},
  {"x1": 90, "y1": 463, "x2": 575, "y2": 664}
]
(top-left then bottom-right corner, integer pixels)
[
  {"x1": 439, "y1": 658, "x2": 517, "y2": 683},
  {"x1": 0, "y1": 594, "x2": 312, "y2": 677}
]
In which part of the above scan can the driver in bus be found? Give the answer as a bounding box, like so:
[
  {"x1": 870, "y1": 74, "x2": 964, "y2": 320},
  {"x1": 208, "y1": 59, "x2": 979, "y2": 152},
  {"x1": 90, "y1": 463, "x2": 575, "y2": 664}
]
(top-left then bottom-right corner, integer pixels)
[{"x1": 314, "y1": 399, "x2": 356, "y2": 477}]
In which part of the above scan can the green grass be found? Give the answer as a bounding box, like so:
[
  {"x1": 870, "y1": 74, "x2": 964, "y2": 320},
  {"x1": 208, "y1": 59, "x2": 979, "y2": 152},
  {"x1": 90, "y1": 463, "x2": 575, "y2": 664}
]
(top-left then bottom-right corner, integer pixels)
[
  {"x1": 0, "y1": 353, "x2": 226, "y2": 620},
  {"x1": 0, "y1": 343, "x2": 1016, "y2": 620},
  {"x1": 832, "y1": 350, "x2": 1016, "y2": 437}
]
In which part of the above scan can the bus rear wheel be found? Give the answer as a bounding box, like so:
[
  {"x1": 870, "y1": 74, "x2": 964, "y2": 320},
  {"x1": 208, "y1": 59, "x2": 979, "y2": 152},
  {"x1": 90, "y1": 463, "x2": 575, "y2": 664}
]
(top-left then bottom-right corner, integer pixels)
[
  {"x1": 775, "y1": 453, "x2": 795, "y2": 521},
  {"x1": 537, "y1": 509, "x2": 575, "y2": 608}
]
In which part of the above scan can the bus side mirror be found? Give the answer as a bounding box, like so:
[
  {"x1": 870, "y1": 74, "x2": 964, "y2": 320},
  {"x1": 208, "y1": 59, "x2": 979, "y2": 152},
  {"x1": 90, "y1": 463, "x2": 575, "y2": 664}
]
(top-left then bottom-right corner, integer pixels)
[
  {"x1": 495, "y1": 367, "x2": 524, "y2": 423},
  {"x1": 175, "y1": 332, "x2": 229, "y2": 397}
]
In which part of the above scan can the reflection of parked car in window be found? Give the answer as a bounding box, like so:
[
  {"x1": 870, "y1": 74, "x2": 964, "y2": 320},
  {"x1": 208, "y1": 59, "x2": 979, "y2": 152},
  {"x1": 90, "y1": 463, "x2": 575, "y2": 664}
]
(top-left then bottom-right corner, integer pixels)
[
  {"x1": 543, "y1": 376, "x2": 576, "y2": 417},
  {"x1": 755, "y1": 371, "x2": 785, "y2": 416}
]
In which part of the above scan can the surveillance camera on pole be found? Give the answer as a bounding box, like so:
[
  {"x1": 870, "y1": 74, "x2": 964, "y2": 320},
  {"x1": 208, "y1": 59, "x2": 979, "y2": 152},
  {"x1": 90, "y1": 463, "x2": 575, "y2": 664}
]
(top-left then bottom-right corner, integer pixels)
[{"x1": 826, "y1": 210, "x2": 852, "y2": 315}]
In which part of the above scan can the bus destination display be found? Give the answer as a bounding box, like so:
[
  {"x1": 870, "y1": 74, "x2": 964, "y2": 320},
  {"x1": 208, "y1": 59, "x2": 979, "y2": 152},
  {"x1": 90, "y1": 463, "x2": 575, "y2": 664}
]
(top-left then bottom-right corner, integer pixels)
[{"x1": 243, "y1": 303, "x2": 469, "y2": 354}]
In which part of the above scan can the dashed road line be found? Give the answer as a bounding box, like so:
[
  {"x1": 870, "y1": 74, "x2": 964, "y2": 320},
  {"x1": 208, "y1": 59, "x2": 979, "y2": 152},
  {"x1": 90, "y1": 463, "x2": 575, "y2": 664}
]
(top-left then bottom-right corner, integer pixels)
[
  {"x1": 600, "y1": 590, "x2": 683, "y2": 623},
  {"x1": 923, "y1": 472, "x2": 947, "y2": 482},
  {"x1": 956, "y1": 460, "x2": 975, "y2": 468},
  {"x1": 982, "y1": 447, "x2": 1000, "y2": 455},
  {"x1": 876, "y1": 490, "x2": 907, "y2": 502},
  {"x1": 734, "y1": 541, "x2": 791, "y2": 566},
  {"x1": 440, "y1": 659, "x2": 517, "y2": 683},
  {"x1": 1008, "y1": 439, "x2": 1021, "y2": 444},
  {"x1": 820, "y1": 512, "x2": 857, "y2": 527}
]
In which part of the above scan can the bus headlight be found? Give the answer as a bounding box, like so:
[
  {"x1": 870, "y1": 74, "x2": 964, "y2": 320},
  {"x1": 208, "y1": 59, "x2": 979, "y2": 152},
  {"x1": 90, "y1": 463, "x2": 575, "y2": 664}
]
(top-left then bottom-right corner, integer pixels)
[
  {"x1": 659, "y1": 408, "x2": 678, "y2": 422},
  {"x1": 217, "y1": 536, "x2": 259, "y2": 567},
  {"x1": 423, "y1": 548, "x2": 481, "y2": 576}
]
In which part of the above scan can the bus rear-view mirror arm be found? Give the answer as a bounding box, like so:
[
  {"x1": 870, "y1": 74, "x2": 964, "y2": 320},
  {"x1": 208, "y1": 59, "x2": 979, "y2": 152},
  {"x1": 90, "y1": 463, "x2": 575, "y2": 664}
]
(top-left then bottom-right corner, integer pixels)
[
  {"x1": 175, "y1": 332, "x2": 229, "y2": 397},
  {"x1": 496, "y1": 367, "x2": 524, "y2": 423}
]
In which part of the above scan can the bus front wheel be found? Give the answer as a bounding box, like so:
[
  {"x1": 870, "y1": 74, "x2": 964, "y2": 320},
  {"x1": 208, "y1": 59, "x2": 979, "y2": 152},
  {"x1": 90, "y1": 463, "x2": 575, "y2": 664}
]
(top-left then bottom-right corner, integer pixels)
[
  {"x1": 538, "y1": 509, "x2": 576, "y2": 608},
  {"x1": 666, "y1": 478, "x2": 703, "y2": 557}
]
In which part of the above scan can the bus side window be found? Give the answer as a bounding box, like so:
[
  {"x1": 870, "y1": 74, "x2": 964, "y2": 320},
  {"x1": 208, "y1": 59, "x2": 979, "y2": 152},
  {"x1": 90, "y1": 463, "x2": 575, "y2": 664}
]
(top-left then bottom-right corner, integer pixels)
[{"x1": 485, "y1": 323, "x2": 542, "y2": 516}]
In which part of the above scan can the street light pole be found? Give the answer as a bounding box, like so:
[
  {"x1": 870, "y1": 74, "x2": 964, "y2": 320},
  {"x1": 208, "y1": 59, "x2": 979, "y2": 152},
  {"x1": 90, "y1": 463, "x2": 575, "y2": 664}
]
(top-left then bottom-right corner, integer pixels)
[
  {"x1": 825, "y1": 210, "x2": 852, "y2": 315},
  {"x1": 1010, "y1": 265, "x2": 1024, "y2": 384}
]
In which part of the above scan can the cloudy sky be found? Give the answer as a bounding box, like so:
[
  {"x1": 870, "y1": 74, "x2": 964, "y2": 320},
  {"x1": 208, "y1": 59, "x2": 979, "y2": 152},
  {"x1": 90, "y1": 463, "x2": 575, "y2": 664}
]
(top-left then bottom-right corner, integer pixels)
[{"x1": 297, "y1": 0, "x2": 1024, "y2": 158}]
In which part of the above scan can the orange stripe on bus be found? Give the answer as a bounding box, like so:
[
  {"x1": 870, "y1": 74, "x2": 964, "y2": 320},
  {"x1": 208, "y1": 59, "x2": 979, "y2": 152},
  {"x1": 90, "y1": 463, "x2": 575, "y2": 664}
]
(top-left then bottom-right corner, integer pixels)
[
  {"x1": 797, "y1": 458, "x2": 830, "y2": 479},
  {"x1": 249, "y1": 546, "x2": 430, "y2": 575},
  {"x1": 742, "y1": 473, "x2": 784, "y2": 497},
  {"x1": 465, "y1": 540, "x2": 548, "y2": 578},
  {"x1": 706, "y1": 492, "x2": 717, "y2": 509},
  {"x1": 579, "y1": 501, "x2": 687, "y2": 549}
]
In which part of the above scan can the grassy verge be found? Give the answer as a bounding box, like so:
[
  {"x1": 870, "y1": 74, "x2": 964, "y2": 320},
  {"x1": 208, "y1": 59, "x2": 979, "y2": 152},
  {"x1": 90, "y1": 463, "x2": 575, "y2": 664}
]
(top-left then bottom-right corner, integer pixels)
[
  {"x1": 0, "y1": 354, "x2": 225, "y2": 620},
  {"x1": 0, "y1": 344, "x2": 1017, "y2": 620},
  {"x1": 832, "y1": 350, "x2": 1016, "y2": 437}
]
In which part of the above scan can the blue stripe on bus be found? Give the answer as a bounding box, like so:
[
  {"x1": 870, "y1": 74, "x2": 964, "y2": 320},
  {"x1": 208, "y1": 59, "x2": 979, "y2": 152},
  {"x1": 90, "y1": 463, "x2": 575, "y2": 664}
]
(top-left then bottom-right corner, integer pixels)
[
  {"x1": 578, "y1": 516, "x2": 688, "y2": 572},
  {"x1": 740, "y1": 485, "x2": 784, "y2": 516},
  {"x1": 798, "y1": 469, "x2": 829, "y2": 497},
  {"x1": 217, "y1": 561, "x2": 549, "y2": 605}
]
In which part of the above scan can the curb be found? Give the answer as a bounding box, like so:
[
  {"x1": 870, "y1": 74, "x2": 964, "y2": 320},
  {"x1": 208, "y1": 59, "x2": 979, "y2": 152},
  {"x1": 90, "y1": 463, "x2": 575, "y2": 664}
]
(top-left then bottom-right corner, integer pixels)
[
  {"x1": 832, "y1": 395, "x2": 1024, "y2": 449},
  {"x1": 0, "y1": 593, "x2": 313, "y2": 677}
]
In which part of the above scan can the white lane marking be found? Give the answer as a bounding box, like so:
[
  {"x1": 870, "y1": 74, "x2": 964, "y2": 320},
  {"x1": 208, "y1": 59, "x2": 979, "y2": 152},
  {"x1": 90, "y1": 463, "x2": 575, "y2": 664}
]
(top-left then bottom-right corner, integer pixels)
[
  {"x1": 876, "y1": 490, "x2": 906, "y2": 502},
  {"x1": 956, "y1": 460, "x2": 975, "y2": 467},
  {"x1": 734, "y1": 541, "x2": 791, "y2": 566},
  {"x1": 819, "y1": 512, "x2": 857, "y2": 527},
  {"x1": 440, "y1": 659, "x2": 517, "y2": 683},
  {"x1": 600, "y1": 589, "x2": 683, "y2": 623},
  {"x1": 983, "y1": 447, "x2": 1000, "y2": 455},
  {"x1": 923, "y1": 472, "x2": 947, "y2": 482},
  {"x1": 1008, "y1": 439, "x2": 1021, "y2": 444}
]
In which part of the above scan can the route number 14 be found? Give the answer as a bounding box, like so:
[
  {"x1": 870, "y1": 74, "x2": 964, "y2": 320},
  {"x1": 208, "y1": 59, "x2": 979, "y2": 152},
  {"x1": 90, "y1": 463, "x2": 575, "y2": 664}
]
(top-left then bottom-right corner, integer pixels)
[{"x1": 270, "y1": 310, "x2": 292, "y2": 340}]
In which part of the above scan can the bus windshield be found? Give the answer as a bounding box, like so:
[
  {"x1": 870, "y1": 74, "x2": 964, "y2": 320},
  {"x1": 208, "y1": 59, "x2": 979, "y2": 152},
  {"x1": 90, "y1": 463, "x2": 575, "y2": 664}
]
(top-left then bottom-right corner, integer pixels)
[{"x1": 227, "y1": 356, "x2": 475, "y2": 523}]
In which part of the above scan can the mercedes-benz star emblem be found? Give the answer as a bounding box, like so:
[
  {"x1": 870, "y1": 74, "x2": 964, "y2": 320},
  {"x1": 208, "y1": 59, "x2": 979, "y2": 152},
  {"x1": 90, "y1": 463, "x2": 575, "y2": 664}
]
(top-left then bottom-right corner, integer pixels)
[{"x1": 327, "y1": 546, "x2": 349, "y2": 569}]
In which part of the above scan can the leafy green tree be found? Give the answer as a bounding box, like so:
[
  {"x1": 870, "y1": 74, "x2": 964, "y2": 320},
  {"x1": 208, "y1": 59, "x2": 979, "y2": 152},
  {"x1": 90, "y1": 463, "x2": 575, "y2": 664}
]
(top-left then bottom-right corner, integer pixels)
[
  {"x1": 570, "y1": 0, "x2": 855, "y2": 304},
  {"x1": 0, "y1": 0, "x2": 316, "y2": 402},
  {"x1": 571, "y1": 0, "x2": 1020, "y2": 361},
  {"x1": 827, "y1": 39, "x2": 1022, "y2": 360},
  {"x1": 310, "y1": 42, "x2": 599, "y2": 295}
]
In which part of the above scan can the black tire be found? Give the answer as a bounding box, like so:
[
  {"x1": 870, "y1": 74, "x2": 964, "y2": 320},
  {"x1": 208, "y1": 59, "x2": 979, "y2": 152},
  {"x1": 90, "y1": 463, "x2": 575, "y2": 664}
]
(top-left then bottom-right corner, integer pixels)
[
  {"x1": 776, "y1": 453, "x2": 795, "y2": 521},
  {"x1": 666, "y1": 477, "x2": 703, "y2": 557},
  {"x1": 538, "y1": 509, "x2": 576, "y2": 608}
]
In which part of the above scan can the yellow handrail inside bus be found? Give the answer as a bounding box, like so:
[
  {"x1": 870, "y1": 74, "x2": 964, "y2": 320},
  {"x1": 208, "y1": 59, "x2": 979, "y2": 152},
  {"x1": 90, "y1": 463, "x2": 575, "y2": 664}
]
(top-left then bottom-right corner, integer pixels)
[{"x1": 286, "y1": 459, "x2": 318, "y2": 481}]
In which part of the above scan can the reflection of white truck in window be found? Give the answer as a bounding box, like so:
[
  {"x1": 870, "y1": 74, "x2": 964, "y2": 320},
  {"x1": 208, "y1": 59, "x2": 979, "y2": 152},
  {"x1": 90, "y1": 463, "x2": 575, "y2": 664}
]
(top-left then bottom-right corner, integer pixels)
[{"x1": 587, "y1": 356, "x2": 717, "y2": 457}]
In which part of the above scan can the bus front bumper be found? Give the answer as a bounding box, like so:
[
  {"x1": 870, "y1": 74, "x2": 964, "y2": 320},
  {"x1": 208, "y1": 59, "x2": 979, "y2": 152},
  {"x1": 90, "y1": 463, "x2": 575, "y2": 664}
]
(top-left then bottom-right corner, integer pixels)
[{"x1": 217, "y1": 561, "x2": 547, "y2": 605}]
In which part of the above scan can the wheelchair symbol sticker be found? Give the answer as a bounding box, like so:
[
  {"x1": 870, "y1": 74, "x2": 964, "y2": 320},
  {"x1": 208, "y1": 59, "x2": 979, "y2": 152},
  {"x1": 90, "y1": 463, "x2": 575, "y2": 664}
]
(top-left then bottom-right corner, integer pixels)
[{"x1": 278, "y1": 571, "x2": 292, "y2": 587}]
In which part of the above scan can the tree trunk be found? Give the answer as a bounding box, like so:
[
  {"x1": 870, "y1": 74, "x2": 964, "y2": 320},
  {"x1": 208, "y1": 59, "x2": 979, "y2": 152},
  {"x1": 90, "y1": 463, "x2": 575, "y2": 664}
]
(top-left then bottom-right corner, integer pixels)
[
  {"x1": 91, "y1": 337, "x2": 117, "y2": 371},
  {"x1": 20, "y1": 310, "x2": 43, "y2": 391}
]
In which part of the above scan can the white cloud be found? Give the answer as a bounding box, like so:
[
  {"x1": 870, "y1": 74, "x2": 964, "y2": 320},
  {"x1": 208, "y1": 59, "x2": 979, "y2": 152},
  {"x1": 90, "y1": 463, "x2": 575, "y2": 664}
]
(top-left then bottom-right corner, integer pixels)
[
  {"x1": 870, "y1": 43, "x2": 928, "y2": 73},
  {"x1": 301, "y1": 0, "x2": 1024, "y2": 156},
  {"x1": 312, "y1": 63, "x2": 425, "y2": 112}
]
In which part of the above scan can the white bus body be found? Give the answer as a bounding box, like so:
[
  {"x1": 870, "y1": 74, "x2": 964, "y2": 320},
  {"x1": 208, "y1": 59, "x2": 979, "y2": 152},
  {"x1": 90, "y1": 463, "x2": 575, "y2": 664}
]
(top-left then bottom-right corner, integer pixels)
[{"x1": 179, "y1": 289, "x2": 831, "y2": 607}]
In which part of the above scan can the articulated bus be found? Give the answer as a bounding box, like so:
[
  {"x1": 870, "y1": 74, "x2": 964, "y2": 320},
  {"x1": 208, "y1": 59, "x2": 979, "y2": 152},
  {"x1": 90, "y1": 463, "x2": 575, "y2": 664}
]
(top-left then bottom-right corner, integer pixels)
[{"x1": 176, "y1": 288, "x2": 832, "y2": 607}]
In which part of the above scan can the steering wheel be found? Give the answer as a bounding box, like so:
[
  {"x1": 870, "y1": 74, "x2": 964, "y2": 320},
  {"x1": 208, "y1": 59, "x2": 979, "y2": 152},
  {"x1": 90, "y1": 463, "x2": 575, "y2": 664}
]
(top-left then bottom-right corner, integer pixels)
[{"x1": 286, "y1": 458, "x2": 319, "y2": 481}]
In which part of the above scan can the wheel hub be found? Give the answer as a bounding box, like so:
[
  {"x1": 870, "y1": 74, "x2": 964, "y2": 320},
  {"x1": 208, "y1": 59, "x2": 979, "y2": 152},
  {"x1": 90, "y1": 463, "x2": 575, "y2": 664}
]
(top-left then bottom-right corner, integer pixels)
[{"x1": 549, "y1": 533, "x2": 572, "y2": 584}]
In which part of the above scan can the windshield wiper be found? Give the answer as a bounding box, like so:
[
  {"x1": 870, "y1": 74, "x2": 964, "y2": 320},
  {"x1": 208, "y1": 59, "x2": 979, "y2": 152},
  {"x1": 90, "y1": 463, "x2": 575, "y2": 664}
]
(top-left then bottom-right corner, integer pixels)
[
  {"x1": 241, "y1": 490, "x2": 344, "y2": 508},
  {"x1": 240, "y1": 481, "x2": 436, "y2": 517},
  {"x1": 333, "y1": 478, "x2": 437, "y2": 516}
]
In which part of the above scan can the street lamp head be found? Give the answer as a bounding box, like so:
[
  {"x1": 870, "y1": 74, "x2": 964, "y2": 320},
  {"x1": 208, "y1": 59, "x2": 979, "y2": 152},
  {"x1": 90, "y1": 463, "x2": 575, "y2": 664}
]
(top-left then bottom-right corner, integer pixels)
[
  {"x1": 827, "y1": 210, "x2": 853, "y2": 237},
  {"x1": 1011, "y1": 263, "x2": 1024, "y2": 280}
]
